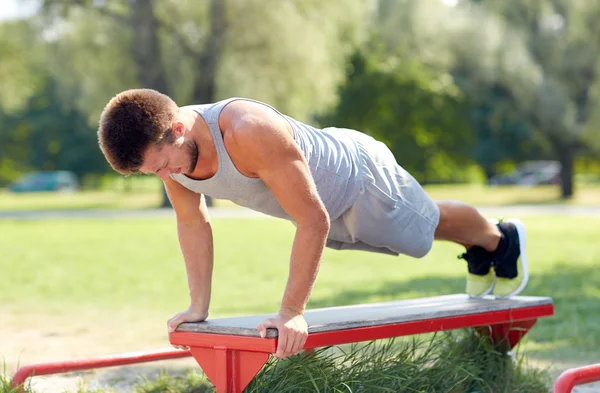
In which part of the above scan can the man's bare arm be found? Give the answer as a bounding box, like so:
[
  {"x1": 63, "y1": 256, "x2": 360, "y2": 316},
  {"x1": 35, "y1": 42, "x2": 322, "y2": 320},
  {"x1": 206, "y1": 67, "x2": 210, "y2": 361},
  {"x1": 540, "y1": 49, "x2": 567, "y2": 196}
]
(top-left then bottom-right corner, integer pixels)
[
  {"x1": 221, "y1": 101, "x2": 330, "y2": 357},
  {"x1": 164, "y1": 176, "x2": 214, "y2": 332}
]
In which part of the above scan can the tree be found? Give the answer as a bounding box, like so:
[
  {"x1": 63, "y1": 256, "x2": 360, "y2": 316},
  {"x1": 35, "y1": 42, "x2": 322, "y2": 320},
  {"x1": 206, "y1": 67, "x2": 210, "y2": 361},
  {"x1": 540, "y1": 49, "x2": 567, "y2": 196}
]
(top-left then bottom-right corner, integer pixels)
[
  {"x1": 1, "y1": 77, "x2": 105, "y2": 181},
  {"x1": 36, "y1": 0, "x2": 368, "y2": 203},
  {"x1": 0, "y1": 20, "x2": 43, "y2": 114},
  {"x1": 42, "y1": 0, "x2": 178, "y2": 205},
  {"x1": 372, "y1": 0, "x2": 600, "y2": 197},
  {"x1": 322, "y1": 51, "x2": 474, "y2": 184},
  {"x1": 0, "y1": 19, "x2": 54, "y2": 184},
  {"x1": 457, "y1": 82, "x2": 550, "y2": 179},
  {"x1": 459, "y1": 0, "x2": 600, "y2": 197}
]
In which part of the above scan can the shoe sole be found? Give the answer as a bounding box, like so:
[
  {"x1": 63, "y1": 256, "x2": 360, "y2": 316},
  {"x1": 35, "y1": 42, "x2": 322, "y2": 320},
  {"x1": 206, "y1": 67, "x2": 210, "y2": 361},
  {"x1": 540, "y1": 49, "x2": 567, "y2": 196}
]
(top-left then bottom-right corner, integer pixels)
[
  {"x1": 468, "y1": 274, "x2": 496, "y2": 299},
  {"x1": 495, "y1": 218, "x2": 529, "y2": 299}
]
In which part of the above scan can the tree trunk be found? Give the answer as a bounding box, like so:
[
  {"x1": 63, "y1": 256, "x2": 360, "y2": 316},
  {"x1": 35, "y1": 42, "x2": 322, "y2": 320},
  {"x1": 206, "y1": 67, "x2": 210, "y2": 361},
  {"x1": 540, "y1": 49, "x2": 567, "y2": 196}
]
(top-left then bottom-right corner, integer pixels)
[
  {"x1": 128, "y1": 0, "x2": 173, "y2": 208},
  {"x1": 559, "y1": 149, "x2": 575, "y2": 199},
  {"x1": 483, "y1": 166, "x2": 496, "y2": 184},
  {"x1": 186, "y1": 0, "x2": 227, "y2": 208},
  {"x1": 129, "y1": 0, "x2": 170, "y2": 95},
  {"x1": 192, "y1": 0, "x2": 226, "y2": 104}
]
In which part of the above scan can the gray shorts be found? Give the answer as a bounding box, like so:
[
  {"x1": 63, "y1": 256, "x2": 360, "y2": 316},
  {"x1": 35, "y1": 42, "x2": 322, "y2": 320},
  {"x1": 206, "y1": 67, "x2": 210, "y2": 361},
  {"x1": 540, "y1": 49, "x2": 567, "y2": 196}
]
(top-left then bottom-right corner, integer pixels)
[{"x1": 326, "y1": 133, "x2": 440, "y2": 258}]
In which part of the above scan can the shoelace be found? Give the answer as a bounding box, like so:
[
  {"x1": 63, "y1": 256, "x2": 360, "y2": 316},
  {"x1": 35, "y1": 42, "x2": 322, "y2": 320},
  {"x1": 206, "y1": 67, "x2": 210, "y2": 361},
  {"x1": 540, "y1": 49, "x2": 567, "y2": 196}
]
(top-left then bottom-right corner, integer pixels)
[
  {"x1": 458, "y1": 246, "x2": 494, "y2": 275},
  {"x1": 457, "y1": 247, "x2": 488, "y2": 262}
]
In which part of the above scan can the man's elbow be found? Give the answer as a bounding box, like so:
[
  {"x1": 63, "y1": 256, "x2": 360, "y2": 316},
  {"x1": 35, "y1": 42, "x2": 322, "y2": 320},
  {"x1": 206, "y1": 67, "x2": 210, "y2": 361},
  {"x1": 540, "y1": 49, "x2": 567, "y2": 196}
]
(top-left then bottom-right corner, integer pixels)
[
  {"x1": 176, "y1": 215, "x2": 211, "y2": 231},
  {"x1": 299, "y1": 206, "x2": 330, "y2": 235}
]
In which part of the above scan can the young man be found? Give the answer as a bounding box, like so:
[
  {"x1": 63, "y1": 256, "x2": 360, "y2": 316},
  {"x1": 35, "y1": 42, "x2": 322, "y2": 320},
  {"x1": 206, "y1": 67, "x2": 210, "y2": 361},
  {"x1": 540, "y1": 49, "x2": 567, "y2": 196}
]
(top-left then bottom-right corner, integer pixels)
[{"x1": 98, "y1": 89, "x2": 529, "y2": 359}]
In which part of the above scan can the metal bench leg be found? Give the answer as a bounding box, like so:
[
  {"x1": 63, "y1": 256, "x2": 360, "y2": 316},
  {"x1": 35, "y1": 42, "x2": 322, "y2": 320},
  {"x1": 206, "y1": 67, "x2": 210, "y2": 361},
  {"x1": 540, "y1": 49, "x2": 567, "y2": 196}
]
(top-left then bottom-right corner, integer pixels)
[
  {"x1": 477, "y1": 318, "x2": 538, "y2": 351},
  {"x1": 189, "y1": 347, "x2": 269, "y2": 393}
]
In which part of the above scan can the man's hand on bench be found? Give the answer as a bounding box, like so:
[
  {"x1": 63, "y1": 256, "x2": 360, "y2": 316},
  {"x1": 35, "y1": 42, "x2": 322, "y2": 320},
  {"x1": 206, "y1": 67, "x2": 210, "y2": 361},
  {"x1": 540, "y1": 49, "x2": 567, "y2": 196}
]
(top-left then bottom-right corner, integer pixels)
[
  {"x1": 167, "y1": 306, "x2": 209, "y2": 349},
  {"x1": 257, "y1": 309, "x2": 308, "y2": 359}
]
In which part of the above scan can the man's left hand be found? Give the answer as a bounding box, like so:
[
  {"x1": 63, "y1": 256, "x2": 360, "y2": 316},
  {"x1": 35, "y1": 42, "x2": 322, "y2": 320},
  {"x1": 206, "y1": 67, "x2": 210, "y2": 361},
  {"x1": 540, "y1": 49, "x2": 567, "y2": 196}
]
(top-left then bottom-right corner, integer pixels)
[{"x1": 257, "y1": 310, "x2": 308, "y2": 359}]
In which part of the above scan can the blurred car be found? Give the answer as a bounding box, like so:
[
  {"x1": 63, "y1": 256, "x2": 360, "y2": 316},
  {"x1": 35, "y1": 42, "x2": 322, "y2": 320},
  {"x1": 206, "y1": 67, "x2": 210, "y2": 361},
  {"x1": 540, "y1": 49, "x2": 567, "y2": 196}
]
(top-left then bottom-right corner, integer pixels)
[
  {"x1": 488, "y1": 161, "x2": 561, "y2": 186},
  {"x1": 8, "y1": 171, "x2": 80, "y2": 193}
]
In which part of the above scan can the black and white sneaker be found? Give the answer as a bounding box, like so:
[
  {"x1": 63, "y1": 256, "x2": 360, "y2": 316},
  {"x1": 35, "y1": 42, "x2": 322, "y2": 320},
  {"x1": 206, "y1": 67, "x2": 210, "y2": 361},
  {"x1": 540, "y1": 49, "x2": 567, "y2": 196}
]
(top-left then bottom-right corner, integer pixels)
[
  {"x1": 459, "y1": 246, "x2": 495, "y2": 298},
  {"x1": 491, "y1": 218, "x2": 529, "y2": 298}
]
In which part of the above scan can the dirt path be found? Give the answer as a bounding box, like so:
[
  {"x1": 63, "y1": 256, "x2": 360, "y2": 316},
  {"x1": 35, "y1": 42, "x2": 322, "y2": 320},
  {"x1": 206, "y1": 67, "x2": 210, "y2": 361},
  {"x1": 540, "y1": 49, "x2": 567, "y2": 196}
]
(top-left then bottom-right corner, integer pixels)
[
  {"x1": 1, "y1": 308, "x2": 200, "y2": 392},
  {"x1": 2, "y1": 205, "x2": 600, "y2": 221}
]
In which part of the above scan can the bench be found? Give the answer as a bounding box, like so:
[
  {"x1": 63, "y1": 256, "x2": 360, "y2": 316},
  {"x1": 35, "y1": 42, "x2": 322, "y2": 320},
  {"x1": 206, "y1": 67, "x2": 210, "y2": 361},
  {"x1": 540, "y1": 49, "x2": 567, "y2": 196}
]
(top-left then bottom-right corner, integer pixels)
[{"x1": 169, "y1": 294, "x2": 554, "y2": 393}]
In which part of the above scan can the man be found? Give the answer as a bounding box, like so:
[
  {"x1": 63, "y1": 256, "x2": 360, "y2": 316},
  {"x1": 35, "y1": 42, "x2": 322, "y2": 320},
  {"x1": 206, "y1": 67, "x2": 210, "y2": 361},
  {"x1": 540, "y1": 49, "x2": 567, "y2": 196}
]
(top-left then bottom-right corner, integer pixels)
[{"x1": 97, "y1": 89, "x2": 529, "y2": 359}]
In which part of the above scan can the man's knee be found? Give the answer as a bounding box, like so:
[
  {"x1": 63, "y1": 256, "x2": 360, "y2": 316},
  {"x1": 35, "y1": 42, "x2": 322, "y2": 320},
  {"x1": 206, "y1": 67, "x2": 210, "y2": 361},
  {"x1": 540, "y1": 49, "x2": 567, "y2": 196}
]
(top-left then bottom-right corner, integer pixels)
[{"x1": 404, "y1": 236, "x2": 434, "y2": 259}]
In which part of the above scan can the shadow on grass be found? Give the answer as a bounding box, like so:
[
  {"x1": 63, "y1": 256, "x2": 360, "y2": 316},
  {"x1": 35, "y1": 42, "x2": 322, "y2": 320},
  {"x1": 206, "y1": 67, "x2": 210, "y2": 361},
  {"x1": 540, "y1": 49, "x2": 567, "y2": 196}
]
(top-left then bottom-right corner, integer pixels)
[{"x1": 308, "y1": 263, "x2": 600, "y2": 365}]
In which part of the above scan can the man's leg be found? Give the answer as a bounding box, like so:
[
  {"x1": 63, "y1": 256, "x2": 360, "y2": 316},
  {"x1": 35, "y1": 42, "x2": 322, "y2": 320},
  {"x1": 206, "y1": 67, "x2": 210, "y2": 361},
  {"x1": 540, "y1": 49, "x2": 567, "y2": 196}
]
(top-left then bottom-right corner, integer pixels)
[
  {"x1": 341, "y1": 132, "x2": 527, "y2": 298},
  {"x1": 434, "y1": 200, "x2": 529, "y2": 298},
  {"x1": 434, "y1": 200, "x2": 501, "y2": 251}
]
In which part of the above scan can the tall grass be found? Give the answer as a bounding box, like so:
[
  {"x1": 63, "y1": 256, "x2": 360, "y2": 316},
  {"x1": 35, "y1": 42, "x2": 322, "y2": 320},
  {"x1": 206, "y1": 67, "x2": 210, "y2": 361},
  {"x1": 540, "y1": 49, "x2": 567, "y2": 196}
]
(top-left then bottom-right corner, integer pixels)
[
  {"x1": 1, "y1": 184, "x2": 600, "y2": 211},
  {"x1": 0, "y1": 362, "x2": 31, "y2": 393},
  {"x1": 0, "y1": 376, "x2": 26, "y2": 393},
  {"x1": 246, "y1": 331, "x2": 549, "y2": 393}
]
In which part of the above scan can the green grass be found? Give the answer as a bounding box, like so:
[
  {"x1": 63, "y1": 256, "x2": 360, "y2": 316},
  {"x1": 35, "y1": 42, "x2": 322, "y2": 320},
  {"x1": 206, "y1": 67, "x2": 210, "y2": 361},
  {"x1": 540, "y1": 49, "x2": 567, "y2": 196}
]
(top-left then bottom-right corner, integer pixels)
[
  {"x1": 1, "y1": 215, "x2": 599, "y2": 391},
  {"x1": 1, "y1": 184, "x2": 599, "y2": 211},
  {"x1": 0, "y1": 176, "x2": 164, "y2": 211},
  {"x1": 1, "y1": 216, "x2": 599, "y2": 359},
  {"x1": 423, "y1": 183, "x2": 600, "y2": 206},
  {"x1": 0, "y1": 190, "x2": 163, "y2": 211}
]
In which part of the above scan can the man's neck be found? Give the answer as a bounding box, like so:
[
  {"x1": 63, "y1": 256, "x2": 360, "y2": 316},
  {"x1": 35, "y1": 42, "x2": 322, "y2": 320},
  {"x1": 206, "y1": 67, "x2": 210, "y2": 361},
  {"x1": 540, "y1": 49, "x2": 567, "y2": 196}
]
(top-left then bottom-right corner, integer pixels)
[{"x1": 182, "y1": 108, "x2": 219, "y2": 179}]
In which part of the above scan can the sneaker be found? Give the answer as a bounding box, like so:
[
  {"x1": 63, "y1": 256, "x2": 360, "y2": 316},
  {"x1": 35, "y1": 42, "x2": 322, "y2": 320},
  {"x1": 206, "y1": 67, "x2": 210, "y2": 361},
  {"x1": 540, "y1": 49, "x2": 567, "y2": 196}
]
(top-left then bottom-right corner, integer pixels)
[
  {"x1": 458, "y1": 246, "x2": 495, "y2": 298},
  {"x1": 491, "y1": 218, "x2": 529, "y2": 298}
]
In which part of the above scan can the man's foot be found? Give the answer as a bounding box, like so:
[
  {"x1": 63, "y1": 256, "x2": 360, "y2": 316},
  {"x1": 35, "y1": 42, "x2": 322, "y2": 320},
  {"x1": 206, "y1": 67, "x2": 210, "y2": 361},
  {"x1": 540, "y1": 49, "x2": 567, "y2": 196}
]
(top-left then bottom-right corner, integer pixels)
[
  {"x1": 459, "y1": 246, "x2": 495, "y2": 298},
  {"x1": 491, "y1": 218, "x2": 529, "y2": 298}
]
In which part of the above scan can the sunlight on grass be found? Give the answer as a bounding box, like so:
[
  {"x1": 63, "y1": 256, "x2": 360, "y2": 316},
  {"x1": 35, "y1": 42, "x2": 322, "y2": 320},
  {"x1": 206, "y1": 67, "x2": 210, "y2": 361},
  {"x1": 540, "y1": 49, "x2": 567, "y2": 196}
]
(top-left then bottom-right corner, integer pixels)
[
  {"x1": 423, "y1": 183, "x2": 600, "y2": 206},
  {"x1": 1, "y1": 184, "x2": 599, "y2": 211},
  {"x1": 1, "y1": 215, "x2": 599, "y2": 369},
  {"x1": 0, "y1": 190, "x2": 163, "y2": 211}
]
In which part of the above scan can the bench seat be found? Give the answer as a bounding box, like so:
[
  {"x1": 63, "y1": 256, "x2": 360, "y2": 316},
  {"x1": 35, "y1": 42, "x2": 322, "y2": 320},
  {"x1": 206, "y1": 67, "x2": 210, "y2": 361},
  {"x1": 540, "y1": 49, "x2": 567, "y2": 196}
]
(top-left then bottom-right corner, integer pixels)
[{"x1": 177, "y1": 294, "x2": 552, "y2": 337}]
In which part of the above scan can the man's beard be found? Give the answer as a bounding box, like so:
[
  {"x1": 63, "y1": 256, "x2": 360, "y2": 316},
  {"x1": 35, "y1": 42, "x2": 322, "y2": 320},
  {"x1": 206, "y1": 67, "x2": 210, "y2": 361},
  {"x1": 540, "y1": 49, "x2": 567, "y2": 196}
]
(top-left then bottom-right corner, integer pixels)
[{"x1": 186, "y1": 139, "x2": 199, "y2": 173}]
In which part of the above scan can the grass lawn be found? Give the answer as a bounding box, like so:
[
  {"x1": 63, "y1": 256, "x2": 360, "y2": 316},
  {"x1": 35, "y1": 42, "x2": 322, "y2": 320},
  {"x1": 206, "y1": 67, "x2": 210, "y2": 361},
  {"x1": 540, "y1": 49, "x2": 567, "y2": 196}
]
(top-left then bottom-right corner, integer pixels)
[
  {"x1": 0, "y1": 190, "x2": 163, "y2": 211},
  {"x1": 424, "y1": 183, "x2": 600, "y2": 206},
  {"x1": 1, "y1": 215, "x2": 599, "y2": 371},
  {"x1": 0, "y1": 183, "x2": 599, "y2": 211}
]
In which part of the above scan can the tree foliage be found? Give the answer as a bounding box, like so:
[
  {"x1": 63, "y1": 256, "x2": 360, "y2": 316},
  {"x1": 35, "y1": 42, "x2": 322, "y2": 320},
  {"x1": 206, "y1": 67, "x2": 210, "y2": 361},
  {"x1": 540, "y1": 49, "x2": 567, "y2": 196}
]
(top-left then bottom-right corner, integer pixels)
[
  {"x1": 0, "y1": 0, "x2": 599, "y2": 198},
  {"x1": 322, "y1": 50, "x2": 474, "y2": 184},
  {"x1": 0, "y1": 76, "x2": 105, "y2": 185},
  {"x1": 474, "y1": 0, "x2": 600, "y2": 197}
]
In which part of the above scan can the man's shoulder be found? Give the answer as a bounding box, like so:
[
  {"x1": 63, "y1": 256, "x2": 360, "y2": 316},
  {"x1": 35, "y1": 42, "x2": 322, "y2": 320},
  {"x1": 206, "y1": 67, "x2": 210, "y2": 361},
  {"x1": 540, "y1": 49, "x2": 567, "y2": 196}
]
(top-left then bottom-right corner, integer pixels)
[{"x1": 219, "y1": 98, "x2": 288, "y2": 132}]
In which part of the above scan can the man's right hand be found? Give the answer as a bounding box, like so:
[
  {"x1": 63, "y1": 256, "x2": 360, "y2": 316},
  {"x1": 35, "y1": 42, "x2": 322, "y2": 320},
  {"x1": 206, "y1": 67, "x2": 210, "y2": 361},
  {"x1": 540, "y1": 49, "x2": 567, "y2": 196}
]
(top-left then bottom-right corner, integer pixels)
[{"x1": 168, "y1": 306, "x2": 209, "y2": 349}]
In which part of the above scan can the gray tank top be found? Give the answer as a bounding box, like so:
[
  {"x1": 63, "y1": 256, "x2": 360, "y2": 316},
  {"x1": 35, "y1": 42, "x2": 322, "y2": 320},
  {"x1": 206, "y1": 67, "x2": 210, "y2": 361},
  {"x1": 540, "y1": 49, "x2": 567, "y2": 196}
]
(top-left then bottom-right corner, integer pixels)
[{"x1": 171, "y1": 98, "x2": 363, "y2": 222}]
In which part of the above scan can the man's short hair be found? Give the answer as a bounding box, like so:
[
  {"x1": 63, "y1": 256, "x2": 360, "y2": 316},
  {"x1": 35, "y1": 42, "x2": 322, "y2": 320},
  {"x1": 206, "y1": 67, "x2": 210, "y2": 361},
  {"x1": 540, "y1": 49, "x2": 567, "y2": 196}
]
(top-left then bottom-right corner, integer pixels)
[{"x1": 98, "y1": 89, "x2": 179, "y2": 174}]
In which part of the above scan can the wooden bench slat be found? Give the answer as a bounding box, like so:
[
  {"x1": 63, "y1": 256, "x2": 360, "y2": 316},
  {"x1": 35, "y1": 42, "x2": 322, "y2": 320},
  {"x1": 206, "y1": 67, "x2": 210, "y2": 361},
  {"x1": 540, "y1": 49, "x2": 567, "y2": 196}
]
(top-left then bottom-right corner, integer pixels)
[{"x1": 177, "y1": 294, "x2": 553, "y2": 338}]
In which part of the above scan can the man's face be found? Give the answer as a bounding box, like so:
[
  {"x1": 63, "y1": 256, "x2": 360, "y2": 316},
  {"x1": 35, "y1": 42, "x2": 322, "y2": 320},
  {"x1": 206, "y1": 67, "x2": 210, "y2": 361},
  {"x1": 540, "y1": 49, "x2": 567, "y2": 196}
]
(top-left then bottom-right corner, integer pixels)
[{"x1": 140, "y1": 138, "x2": 198, "y2": 181}]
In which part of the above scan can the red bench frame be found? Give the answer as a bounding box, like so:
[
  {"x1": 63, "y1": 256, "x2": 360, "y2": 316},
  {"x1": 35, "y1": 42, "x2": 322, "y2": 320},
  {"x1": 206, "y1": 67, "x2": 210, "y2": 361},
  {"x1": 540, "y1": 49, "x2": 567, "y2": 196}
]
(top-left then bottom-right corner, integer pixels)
[
  {"x1": 553, "y1": 363, "x2": 600, "y2": 393},
  {"x1": 169, "y1": 302, "x2": 553, "y2": 393},
  {"x1": 11, "y1": 348, "x2": 192, "y2": 389}
]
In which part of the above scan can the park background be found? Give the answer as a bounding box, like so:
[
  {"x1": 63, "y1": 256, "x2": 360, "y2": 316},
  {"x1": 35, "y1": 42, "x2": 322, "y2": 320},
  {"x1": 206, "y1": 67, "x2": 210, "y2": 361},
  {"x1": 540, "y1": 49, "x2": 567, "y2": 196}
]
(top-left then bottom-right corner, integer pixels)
[{"x1": 1, "y1": 0, "x2": 599, "y2": 392}]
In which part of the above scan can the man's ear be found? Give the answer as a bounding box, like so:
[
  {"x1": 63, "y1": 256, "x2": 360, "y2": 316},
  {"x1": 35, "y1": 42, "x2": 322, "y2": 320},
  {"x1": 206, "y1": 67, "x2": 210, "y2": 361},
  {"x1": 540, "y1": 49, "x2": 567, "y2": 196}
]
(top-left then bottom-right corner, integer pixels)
[{"x1": 171, "y1": 120, "x2": 185, "y2": 138}]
